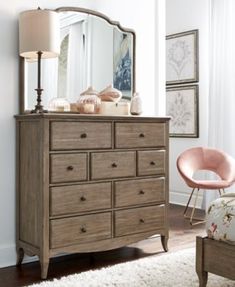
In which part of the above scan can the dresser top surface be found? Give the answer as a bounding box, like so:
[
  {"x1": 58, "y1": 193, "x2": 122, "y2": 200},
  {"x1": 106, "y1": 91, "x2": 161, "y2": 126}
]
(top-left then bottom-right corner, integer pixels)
[{"x1": 15, "y1": 113, "x2": 170, "y2": 122}]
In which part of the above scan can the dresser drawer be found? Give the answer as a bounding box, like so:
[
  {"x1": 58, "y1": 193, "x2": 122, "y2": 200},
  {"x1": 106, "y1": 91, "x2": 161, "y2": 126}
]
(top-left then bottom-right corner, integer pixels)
[
  {"x1": 115, "y1": 122, "x2": 165, "y2": 148},
  {"x1": 138, "y1": 150, "x2": 165, "y2": 176},
  {"x1": 50, "y1": 153, "x2": 87, "y2": 183},
  {"x1": 50, "y1": 182, "x2": 112, "y2": 216},
  {"x1": 91, "y1": 151, "x2": 136, "y2": 180},
  {"x1": 114, "y1": 178, "x2": 165, "y2": 207},
  {"x1": 50, "y1": 121, "x2": 112, "y2": 150},
  {"x1": 115, "y1": 205, "x2": 165, "y2": 237},
  {"x1": 50, "y1": 212, "x2": 111, "y2": 248}
]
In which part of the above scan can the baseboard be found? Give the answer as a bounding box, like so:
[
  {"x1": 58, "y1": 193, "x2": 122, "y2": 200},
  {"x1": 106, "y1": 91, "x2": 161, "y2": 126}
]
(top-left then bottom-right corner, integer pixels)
[
  {"x1": 170, "y1": 189, "x2": 203, "y2": 209},
  {"x1": 0, "y1": 244, "x2": 38, "y2": 268}
]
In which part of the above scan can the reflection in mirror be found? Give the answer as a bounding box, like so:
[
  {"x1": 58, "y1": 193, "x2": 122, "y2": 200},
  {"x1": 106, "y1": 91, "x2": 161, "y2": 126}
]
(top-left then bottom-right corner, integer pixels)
[{"x1": 24, "y1": 11, "x2": 134, "y2": 111}]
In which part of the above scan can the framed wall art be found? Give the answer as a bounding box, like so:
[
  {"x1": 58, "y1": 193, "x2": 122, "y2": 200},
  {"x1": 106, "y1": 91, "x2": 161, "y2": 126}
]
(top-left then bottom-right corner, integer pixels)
[
  {"x1": 166, "y1": 85, "x2": 199, "y2": 138},
  {"x1": 166, "y1": 30, "x2": 199, "y2": 85},
  {"x1": 113, "y1": 29, "x2": 133, "y2": 100}
]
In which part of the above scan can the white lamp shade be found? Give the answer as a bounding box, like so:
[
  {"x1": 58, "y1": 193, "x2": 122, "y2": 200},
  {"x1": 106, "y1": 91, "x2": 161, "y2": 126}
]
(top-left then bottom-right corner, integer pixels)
[{"x1": 19, "y1": 9, "x2": 60, "y2": 59}]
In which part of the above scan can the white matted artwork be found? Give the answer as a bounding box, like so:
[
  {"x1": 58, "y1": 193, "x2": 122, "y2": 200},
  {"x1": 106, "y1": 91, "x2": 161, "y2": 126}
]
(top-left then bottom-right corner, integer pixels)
[
  {"x1": 166, "y1": 30, "x2": 199, "y2": 85},
  {"x1": 166, "y1": 85, "x2": 199, "y2": 138}
]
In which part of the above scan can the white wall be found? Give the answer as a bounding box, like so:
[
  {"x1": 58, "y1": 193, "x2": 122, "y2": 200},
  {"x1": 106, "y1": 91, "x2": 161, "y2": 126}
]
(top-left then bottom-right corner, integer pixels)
[
  {"x1": 0, "y1": 0, "x2": 157, "y2": 267},
  {"x1": 166, "y1": 0, "x2": 210, "y2": 207}
]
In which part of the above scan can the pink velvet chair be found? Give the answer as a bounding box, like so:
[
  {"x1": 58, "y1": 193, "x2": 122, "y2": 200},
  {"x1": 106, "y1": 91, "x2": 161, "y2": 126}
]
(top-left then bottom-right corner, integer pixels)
[{"x1": 177, "y1": 147, "x2": 235, "y2": 225}]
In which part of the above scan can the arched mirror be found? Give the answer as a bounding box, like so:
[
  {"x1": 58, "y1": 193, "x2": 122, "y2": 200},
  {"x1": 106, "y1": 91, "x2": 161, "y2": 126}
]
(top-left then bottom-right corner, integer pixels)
[{"x1": 20, "y1": 7, "x2": 136, "y2": 113}]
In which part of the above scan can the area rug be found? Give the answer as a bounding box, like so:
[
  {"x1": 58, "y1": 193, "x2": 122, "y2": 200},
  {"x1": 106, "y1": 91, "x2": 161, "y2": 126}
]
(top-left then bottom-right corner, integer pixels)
[{"x1": 29, "y1": 248, "x2": 235, "y2": 287}]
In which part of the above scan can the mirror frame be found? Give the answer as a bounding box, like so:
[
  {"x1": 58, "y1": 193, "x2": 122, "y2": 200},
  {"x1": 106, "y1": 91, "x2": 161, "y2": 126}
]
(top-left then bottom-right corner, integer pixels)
[{"x1": 19, "y1": 6, "x2": 136, "y2": 114}]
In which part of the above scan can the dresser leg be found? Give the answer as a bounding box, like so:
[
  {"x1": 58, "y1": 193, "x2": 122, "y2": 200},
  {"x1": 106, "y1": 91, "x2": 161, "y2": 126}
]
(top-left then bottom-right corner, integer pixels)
[
  {"x1": 16, "y1": 247, "x2": 24, "y2": 266},
  {"x1": 40, "y1": 259, "x2": 49, "y2": 279},
  {"x1": 161, "y1": 235, "x2": 168, "y2": 252}
]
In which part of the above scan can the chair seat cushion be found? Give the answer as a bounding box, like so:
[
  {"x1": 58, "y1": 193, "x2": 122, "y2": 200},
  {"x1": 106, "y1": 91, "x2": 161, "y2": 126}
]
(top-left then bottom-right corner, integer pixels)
[
  {"x1": 206, "y1": 193, "x2": 235, "y2": 244},
  {"x1": 191, "y1": 180, "x2": 231, "y2": 189}
]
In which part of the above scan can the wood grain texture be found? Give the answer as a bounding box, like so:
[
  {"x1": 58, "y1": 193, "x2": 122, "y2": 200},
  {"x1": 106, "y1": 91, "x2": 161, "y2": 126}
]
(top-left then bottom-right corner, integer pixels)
[
  {"x1": 114, "y1": 177, "x2": 165, "y2": 207},
  {"x1": 50, "y1": 212, "x2": 112, "y2": 248},
  {"x1": 16, "y1": 114, "x2": 169, "y2": 279},
  {"x1": 196, "y1": 236, "x2": 208, "y2": 287},
  {"x1": 196, "y1": 236, "x2": 235, "y2": 283},
  {"x1": 115, "y1": 205, "x2": 165, "y2": 237},
  {"x1": 50, "y1": 182, "x2": 112, "y2": 216},
  {"x1": 115, "y1": 122, "x2": 166, "y2": 148},
  {"x1": 50, "y1": 121, "x2": 112, "y2": 150},
  {"x1": 50, "y1": 153, "x2": 87, "y2": 183},
  {"x1": 19, "y1": 120, "x2": 41, "y2": 247},
  {"x1": 91, "y1": 151, "x2": 136, "y2": 180},
  {"x1": 137, "y1": 150, "x2": 165, "y2": 176}
]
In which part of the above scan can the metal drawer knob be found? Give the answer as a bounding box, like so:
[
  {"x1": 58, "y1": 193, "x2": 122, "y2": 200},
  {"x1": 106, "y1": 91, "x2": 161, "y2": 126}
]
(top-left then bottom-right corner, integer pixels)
[
  {"x1": 150, "y1": 161, "x2": 156, "y2": 166},
  {"x1": 67, "y1": 165, "x2": 74, "y2": 171},
  {"x1": 112, "y1": 163, "x2": 118, "y2": 168},
  {"x1": 80, "y1": 227, "x2": 87, "y2": 233},
  {"x1": 80, "y1": 133, "x2": 87, "y2": 139},
  {"x1": 80, "y1": 196, "x2": 86, "y2": 202},
  {"x1": 139, "y1": 218, "x2": 145, "y2": 223},
  {"x1": 139, "y1": 133, "x2": 145, "y2": 138},
  {"x1": 139, "y1": 190, "x2": 145, "y2": 195}
]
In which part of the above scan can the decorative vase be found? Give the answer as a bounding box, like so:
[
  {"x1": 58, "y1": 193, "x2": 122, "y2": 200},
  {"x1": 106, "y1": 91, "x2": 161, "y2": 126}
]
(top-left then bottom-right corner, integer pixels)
[
  {"x1": 77, "y1": 86, "x2": 101, "y2": 114},
  {"x1": 130, "y1": 92, "x2": 142, "y2": 115}
]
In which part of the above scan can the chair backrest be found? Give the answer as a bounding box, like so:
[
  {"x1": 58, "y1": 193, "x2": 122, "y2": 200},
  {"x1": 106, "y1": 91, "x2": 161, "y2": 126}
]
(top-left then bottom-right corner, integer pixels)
[{"x1": 177, "y1": 147, "x2": 235, "y2": 187}]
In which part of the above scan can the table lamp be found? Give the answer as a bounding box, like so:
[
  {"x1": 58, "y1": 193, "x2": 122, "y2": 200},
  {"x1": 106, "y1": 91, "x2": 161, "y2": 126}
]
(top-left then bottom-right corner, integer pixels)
[{"x1": 19, "y1": 8, "x2": 60, "y2": 113}]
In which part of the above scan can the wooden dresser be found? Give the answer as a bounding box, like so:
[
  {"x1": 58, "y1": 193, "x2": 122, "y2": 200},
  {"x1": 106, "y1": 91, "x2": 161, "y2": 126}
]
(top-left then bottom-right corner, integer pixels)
[{"x1": 15, "y1": 114, "x2": 170, "y2": 279}]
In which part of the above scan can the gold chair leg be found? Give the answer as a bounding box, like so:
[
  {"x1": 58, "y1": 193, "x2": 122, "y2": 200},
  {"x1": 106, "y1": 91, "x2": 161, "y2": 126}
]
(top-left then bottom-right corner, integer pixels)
[
  {"x1": 190, "y1": 188, "x2": 200, "y2": 225},
  {"x1": 184, "y1": 188, "x2": 205, "y2": 226},
  {"x1": 183, "y1": 188, "x2": 195, "y2": 217},
  {"x1": 218, "y1": 189, "x2": 222, "y2": 196}
]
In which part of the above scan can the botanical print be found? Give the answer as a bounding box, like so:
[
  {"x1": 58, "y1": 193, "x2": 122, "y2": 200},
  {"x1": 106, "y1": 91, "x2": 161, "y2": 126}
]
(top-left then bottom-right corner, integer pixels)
[
  {"x1": 206, "y1": 195, "x2": 235, "y2": 244},
  {"x1": 113, "y1": 28, "x2": 133, "y2": 100},
  {"x1": 166, "y1": 86, "x2": 198, "y2": 137},
  {"x1": 166, "y1": 30, "x2": 198, "y2": 84}
]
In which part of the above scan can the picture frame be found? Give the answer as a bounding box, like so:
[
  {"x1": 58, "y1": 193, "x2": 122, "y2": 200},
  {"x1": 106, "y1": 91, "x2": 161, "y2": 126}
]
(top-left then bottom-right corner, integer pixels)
[
  {"x1": 166, "y1": 85, "x2": 199, "y2": 138},
  {"x1": 166, "y1": 30, "x2": 199, "y2": 85}
]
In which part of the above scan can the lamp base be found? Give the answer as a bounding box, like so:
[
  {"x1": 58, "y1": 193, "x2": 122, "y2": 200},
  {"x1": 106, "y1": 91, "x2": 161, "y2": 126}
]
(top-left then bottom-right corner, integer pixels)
[
  {"x1": 31, "y1": 106, "x2": 48, "y2": 114},
  {"x1": 31, "y1": 87, "x2": 48, "y2": 113}
]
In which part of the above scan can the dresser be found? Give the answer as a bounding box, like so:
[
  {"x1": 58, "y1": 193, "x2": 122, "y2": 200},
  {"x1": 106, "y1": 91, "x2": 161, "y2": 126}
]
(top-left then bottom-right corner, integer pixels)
[{"x1": 15, "y1": 114, "x2": 170, "y2": 279}]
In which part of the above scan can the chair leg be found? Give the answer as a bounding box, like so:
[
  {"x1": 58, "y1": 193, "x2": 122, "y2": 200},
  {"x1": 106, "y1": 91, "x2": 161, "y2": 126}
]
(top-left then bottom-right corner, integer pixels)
[
  {"x1": 190, "y1": 188, "x2": 200, "y2": 225},
  {"x1": 184, "y1": 188, "x2": 205, "y2": 226},
  {"x1": 218, "y1": 189, "x2": 222, "y2": 196},
  {"x1": 183, "y1": 188, "x2": 195, "y2": 217}
]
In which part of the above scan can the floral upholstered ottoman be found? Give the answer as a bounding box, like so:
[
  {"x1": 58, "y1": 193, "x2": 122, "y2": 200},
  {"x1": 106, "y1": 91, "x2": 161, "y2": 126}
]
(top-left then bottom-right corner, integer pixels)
[{"x1": 206, "y1": 193, "x2": 235, "y2": 244}]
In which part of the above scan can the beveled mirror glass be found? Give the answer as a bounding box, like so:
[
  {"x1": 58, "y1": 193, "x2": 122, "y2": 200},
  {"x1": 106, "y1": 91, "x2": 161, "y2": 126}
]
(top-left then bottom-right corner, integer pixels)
[{"x1": 20, "y1": 7, "x2": 136, "y2": 113}]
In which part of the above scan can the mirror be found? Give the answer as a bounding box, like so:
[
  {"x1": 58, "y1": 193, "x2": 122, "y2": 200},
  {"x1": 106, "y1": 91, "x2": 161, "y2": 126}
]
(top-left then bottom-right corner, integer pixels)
[{"x1": 20, "y1": 7, "x2": 136, "y2": 113}]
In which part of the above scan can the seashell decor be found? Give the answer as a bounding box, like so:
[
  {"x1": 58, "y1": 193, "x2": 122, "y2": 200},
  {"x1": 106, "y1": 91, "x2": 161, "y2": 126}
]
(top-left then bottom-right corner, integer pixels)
[{"x1": 98, "y1": 85, "x2": 122, "y2": 102}]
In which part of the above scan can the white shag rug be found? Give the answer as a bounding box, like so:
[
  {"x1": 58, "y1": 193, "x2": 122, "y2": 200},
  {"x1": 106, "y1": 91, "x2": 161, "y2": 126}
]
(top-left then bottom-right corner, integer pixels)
[{"x1": 29, "y1": 248, "x2": 235, "y2": 287}]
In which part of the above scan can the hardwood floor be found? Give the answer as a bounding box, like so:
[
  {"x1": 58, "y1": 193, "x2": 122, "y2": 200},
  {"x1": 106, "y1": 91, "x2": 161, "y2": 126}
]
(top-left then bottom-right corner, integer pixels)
[{"x1": 0, "y1": 204, "x2": 206, "y2": 287}]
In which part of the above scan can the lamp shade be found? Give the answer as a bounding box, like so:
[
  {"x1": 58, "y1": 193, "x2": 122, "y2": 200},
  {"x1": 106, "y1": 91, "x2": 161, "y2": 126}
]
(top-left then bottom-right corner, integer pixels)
[{"x1": 19, "y1": 9, "x2": 60, "y2": 59}]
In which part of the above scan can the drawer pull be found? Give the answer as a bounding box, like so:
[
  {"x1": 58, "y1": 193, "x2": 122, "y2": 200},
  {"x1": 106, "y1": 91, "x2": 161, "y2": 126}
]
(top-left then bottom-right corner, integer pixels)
[
  {"x1": 80, "y1": 133, "x2": 87, "y2": 139},
  {"x1": 80, "y1": 196, "x2": 86, "y2": 202},
  {"x1": 112, "y1": 163, "x2": 118, "y2": 168},
  {"x1": 150, "y1": 161, "x2": 156, "y2": 166},
  {"x1": 80, "y1": 226, "x2": 87, "y2": 233},
  {"x1": 139, "y1": 218, "x2": 145, "y2": 223},
  {"x1": 67, "y1": 165, "x2": 74, "y2": 171},
  {"x1": 139, "y1": 133, "x2": 145, "y2": 138},
  {"x1": 139, "y1": 190, "x2": 145, "y2": 195}
]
